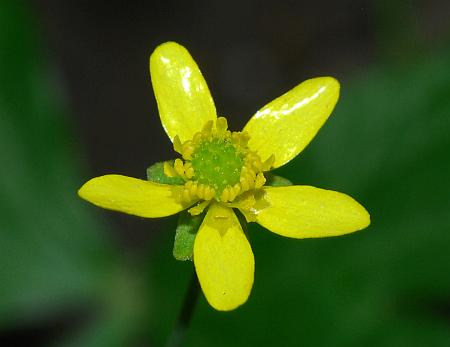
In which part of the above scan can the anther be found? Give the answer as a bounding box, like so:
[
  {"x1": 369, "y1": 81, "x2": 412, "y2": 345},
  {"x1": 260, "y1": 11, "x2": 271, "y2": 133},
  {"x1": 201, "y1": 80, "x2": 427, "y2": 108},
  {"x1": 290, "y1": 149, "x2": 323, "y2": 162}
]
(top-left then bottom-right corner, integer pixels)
[
  {"x1": 185, "y1": 180, "x2": 193, "y2": 189},
  {"x1": 254, "y1": 172, "x2": 266, "y2": 188},
  {"x1": 227, "y1": 187, "x2": 237, "y2": 202},
  {"x1": 252, "y1": 158, "x2": 263, "y2": 171},
  {"x1": 204, "y1": 186, "x2": 215, "y2": 200},
  {"x1": 247, "y1": 175, "x2": 255, "y2": 189},
  {"x1": 163, "y1": 161, "x2": 178, "y2": 178},
  {"x1": 188, "y1": 200, "x2": 210, "y2": 216},
  {"x1": 182, "y1": 188, "x2": 191, "y2": 202},
  {"x1": 240, "y1": 131, "x2": 250, "y2": 144},
  {"x1": 189, "y1": 181, "x2": 198, "y2": 196},
  {"x1": 193, "y1": 132, "x2": 202, "y2": 144},
  {"x1": 182, "y1": 142, "x2": 194, "y2": 160},
  {"x1": 197, "y1": 184, "x2": 205, "y2": 199},
  {"x1": 233, "y1": 183, "x2": 241, "y2": 196},
  {"x1": 174, "y1": 159, "x2": 186, "y2": 178},
  {"x1": 220, "y1": 187, "x2": 230, "y2": 202},
  {"x1": 202, "y1": 120, "x2": 214, "y2": 134},
  {"x1": 216, "y1": 117, "x2": 228, "y2": 133},
  {"x1": 173, "y1": 135, "x2": 183, "y2": 154},
  {"x1": 240, "y1": 176, "x2": 250, "y2": 191},
  {"x1": 185, "y1": 165, "x2": 195, "y2": 179}
]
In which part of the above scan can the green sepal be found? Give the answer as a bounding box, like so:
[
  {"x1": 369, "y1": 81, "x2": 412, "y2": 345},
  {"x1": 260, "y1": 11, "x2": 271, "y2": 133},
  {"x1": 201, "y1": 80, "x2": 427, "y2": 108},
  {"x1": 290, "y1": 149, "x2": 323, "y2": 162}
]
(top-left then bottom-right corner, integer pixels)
[
  {"x1": 146, "y1": 160, "x2": 185, "y2": 185},
  {"x1": 173, "y1": 211, "x2": 204, "y2": 261},
  {"x1": 265, "y1": 173, "x2": 293, "y2": 187}
]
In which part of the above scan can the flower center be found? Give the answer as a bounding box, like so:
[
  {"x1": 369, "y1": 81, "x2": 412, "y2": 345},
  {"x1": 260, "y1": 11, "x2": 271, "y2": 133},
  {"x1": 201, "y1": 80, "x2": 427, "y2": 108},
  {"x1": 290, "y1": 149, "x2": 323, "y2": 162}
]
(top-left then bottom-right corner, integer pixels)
[
  {"x1": 165, "y1": 117, "x2": 274, "y2": 215},
  {"x1": 191, "y1": 137, "x2": 243, "y2": 195}
]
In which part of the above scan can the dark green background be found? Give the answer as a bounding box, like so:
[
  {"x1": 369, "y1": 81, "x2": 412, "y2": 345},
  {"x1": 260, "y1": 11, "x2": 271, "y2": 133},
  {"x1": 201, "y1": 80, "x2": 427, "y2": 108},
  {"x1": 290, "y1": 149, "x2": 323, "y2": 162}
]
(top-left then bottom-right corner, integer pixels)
[{"x1": 1, "y1": 1, "x2": 449, "y2": 346}]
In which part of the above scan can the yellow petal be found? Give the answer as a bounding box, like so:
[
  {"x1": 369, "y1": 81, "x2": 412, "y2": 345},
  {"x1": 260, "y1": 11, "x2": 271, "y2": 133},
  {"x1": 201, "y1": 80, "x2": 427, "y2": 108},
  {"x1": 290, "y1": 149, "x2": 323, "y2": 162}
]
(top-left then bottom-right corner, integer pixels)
[
  {"x1": 150, "y1": 42, "x2": 217, "y2": 143},
  {"x1": 253, "y1": 186, "x2": 370, "y2": 238},
  {"x1": 244, "y1": 77, "x2": 340, "y2": 168},
  {"x1": 194, "y1": 203, "x2": 254, "y2": 311},
  {"x1": 78, "y1": 175, "x2": 192, "y2": 218}
]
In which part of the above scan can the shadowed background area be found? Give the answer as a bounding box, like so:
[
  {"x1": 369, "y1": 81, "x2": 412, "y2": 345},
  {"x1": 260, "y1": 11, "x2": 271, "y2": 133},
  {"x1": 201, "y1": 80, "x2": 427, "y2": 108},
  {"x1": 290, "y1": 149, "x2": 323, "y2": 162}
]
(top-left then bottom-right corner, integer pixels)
[{"x1": 1, "y1": 0, "x2": 449, "y2": 346}]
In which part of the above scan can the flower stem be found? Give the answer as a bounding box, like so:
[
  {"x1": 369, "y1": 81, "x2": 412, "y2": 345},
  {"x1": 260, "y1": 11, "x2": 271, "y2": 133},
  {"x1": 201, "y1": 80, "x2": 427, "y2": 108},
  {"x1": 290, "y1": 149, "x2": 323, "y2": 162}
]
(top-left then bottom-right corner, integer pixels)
[{"x1": 164, "y1": 270, "x2": 200, "y2": 347}]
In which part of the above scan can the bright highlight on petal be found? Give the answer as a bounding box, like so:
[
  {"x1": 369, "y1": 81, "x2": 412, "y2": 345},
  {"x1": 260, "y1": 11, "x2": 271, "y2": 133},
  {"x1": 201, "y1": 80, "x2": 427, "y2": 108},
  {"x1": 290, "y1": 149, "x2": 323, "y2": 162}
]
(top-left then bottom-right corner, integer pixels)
[
  {"x1": 244, "y1": 77, "x2": 340, "y2": 168},
  {"x1": 194, "y1": 203, "x2": 254, "y2": 311},
  {"x1": 78, "y1": 175, "x2": 192, "y2": 218},
  {"x1": 150, "y1": 42, "x2": 217, "y2": 143},
  {"x1": 255, "y1": 186, "x2": 370, "y2": 238}
]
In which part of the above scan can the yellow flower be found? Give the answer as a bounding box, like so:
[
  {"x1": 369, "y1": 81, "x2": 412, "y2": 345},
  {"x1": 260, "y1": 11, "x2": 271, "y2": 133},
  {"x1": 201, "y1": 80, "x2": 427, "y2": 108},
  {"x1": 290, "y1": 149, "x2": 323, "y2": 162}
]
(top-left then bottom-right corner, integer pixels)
[{"x1": 78, "y1": 42, "x2": 370, "y2": 311}]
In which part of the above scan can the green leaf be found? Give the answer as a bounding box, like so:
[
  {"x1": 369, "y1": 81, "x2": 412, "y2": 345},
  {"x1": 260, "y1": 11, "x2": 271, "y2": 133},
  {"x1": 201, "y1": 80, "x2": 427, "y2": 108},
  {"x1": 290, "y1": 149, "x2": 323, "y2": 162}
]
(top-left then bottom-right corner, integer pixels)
[
  {"x1": 173, "y1": 211, "x2": 204, "y2": 261},
  {"x1": 265, "y1": 173, "x2": 293, "y2": 187},
  {"x1": 147, "y1": 160, "x2": 185, "y2": 185}
]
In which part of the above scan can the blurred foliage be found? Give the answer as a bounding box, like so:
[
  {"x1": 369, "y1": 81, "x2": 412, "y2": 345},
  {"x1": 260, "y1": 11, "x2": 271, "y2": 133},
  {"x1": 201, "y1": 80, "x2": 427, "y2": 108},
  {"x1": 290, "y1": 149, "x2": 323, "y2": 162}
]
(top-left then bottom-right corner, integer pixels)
[
  {"x1": 0, "y1": 1, "x2": 111, "y2": 321},
  {"x1": 0, "y1": 2, "x2": 145, "y2": 346},
  {"x1": 1, "y1": 1, "x2": 450, "y2": 347}
]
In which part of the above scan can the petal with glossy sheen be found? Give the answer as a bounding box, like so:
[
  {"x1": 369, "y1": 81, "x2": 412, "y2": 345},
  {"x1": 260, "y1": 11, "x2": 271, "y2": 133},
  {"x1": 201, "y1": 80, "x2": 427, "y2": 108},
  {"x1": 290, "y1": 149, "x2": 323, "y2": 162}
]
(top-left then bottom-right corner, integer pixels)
[
  {"x1": 253, "y1": 186, "x2": 370, "y2": 238},
  {"x1": 78, "y1": 175, "x2": 192, "y2": 218},
  {"x1": 150, "y1": 42, "x2": 217, "y2": 143},
  {"x1": 244, "y1": 77, "x2": 340, "y2": 168},
  {"x1": 194, "y1": 203, "x2": 254, "y2": 311}
]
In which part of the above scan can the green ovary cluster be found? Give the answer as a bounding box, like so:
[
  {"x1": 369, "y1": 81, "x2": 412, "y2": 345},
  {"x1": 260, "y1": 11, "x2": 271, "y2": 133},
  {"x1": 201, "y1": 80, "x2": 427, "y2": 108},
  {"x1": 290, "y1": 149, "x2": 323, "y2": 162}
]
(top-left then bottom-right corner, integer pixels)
[{"x1": 191, "y1": 138, "x2": 244, "y2": 195}]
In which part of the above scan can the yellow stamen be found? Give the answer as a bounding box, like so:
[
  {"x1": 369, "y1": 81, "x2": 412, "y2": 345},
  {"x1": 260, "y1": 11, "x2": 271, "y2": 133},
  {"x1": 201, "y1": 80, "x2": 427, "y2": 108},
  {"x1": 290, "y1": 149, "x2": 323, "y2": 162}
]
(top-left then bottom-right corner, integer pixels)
[
  {"x1": 188, "y1": 200, "x2": 210, "y2": 216},
  {"x1": 233, "y1": 183, "x2": 241, "y2": 196},
  {"x1": 240, "y1": 176, "x2": 250, "y2": 191},
  {"x1": 182, "y1": 188, "x2": 191, "y2": 202},
  {"x1": 182, "y1": 141, "x2": 194, "y2": 160},
  {"x1": 174, "y1": 159, "x2": 186, "y2": 179},
  {"x1": 193, "y1": 132, "x2": 202, "y2": 144},
  {"x1": 185, "y1": 165, "x2": 195, "y2": 179},
  {"x1": 163, "y1": 161, "x2": 178, "y2": 177},
  {"x1": 216, "y1": 117, "x2": 228, "y2": 134},
  {"x1": 173, "y1": 135, "x2": 183, "y2": 154},
  {"x1": 202, "y1": 120, "x2": 214, "y2": 135},
  {"x1": 197, "y1": 184, "x2": 206, "y2": 199},
  {"x1": 189, "y1": 181, "x2": 198, "y2": 196},
  {"x1": 254, "y1": 172, "x2": 266, "y2": 188},
  {"x1": 204, "y1": 186, "x2": 215, "y2": 200},
  {"x1": 220, "y1": 187, "x2": 230, "y2": 202}
]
